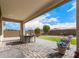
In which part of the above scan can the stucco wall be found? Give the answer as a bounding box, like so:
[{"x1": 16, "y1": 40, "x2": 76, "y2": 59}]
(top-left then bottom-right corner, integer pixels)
[
  {"x1": 4, "y1": 30, "x2": 20, "y2": 37},
  {"x1": 4, "y1": 29, "x2": 76, "y2": 37},
  {"x1": 48, "y1": 29, "x2": 76, "y2": 36}
]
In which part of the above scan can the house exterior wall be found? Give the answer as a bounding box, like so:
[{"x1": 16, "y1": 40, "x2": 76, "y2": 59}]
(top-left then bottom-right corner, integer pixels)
[
  {"x1": 4, "y1": 30, "x2": 20, "y2": 37},
  {"x1": 4, "y1": 29, "x2": 76, "y2": 37},
  {"x1": 48, "y1": 29, "x2": 76, "y2": 36}
]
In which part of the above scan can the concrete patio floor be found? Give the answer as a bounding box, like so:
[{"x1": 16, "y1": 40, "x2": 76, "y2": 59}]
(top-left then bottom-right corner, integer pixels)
[{"x1": 0, "y1": 37, "x2": 76, "y2": 58}]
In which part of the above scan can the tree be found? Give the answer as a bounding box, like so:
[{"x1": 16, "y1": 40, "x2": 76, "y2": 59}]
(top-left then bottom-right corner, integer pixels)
[
  {"x1": 43, "y1": 25, "x2": 50, "y2": 34},
  {"x1": 34, "y1": 28, "x2": 41, "y2": 37}
]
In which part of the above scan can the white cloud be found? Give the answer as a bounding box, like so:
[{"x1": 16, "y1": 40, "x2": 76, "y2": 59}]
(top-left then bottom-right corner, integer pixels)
[
  {"x1": 25, "y1": 10, "x2": 76, "y2": 30},
  {"x1": 51, "y1": 23, "x2": 76, "y2": 29},
  {"x1": 36, "y1": 13, "x2": 58, "y2": 23},
  {"x1": 25, "y1": 20, "x2": 53, "y2": 30},
  {"x1": 25, "y1": 19, "x2": 44, "y2": 30},
  {"x1": 67, "y1": 2, "x2": 76, "y2": 12},
  {"x1": 48, "y1": 18, "x2": 58, "y2": 22},
  {"x1": 39, "y1": 17, "x2": 58, "y2": 23},
  {"x1": 25, "y1": 14, "x2": 58, "y2": 30},
  {"x1": 25, "y1": 17, "x2": 76, "y2": 30}
]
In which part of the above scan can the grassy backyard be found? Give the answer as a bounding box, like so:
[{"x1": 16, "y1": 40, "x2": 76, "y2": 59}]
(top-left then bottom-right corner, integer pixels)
[{"x1": 39, "y1": 36, "x2": 76, "y2": 45}]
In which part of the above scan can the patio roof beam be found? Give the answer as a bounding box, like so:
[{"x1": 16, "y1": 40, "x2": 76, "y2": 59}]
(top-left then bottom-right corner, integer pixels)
[
  {"x1": 23, "y1": 0, "x2": 70, "y2": 23},
  {"x1": 2, "y1": 17, "x2": 22, "y2": 23}
]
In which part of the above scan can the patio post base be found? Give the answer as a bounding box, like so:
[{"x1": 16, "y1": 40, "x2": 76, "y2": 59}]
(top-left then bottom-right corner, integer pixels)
[{"x1": 74, "y1": 51, "x2": 79, "y2": 58}]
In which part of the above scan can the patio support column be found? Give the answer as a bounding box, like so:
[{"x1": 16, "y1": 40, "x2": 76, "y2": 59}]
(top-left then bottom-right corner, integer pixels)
[
  {"x1": 0, "y1": 18, "x2": 4, "y2": 42},
  {"x1": 20, "y1": 22, "x2": 25, "y2": 41},
  {"x1": 0, "y1": 6, "x2": 4, "y2": 42},
  {"x1": 74, "y1": 0, "x2": 79, "y2": 58}
]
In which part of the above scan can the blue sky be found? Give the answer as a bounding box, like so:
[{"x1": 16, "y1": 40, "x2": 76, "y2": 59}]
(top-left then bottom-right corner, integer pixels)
[{"x1": 5, "y1": 0, "x2": 76, "y2": 30}]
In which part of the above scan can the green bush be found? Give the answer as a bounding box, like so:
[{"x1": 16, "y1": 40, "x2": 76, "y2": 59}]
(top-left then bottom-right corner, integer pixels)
[
  {"x1": 43, "y1": 25, "x2": 50, "y2": 34},
  {"x1": 34, "y1": 28, "x2": 41, "y2": 37}
]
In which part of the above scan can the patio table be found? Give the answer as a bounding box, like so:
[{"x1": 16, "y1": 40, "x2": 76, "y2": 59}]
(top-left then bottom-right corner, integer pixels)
[{"x1": 24, "y1": 35, "x2": 36, "y2": 43}]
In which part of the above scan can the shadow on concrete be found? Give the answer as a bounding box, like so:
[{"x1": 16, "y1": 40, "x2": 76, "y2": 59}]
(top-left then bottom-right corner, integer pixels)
[
  {"x1": 6, "y1": 41, "x2": 26, "y2": 45},
  {"x1": 47, "y1": 52, "x2": 64, "y2": 58}
]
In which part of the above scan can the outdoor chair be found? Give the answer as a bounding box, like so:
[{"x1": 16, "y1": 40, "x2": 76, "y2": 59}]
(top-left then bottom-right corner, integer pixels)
[{"x1": 63, "y1": 37, "x2": 71, "y2": 49}]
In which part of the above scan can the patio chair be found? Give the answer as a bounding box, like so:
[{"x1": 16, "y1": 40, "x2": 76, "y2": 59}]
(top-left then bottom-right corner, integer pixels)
[{"x1": 63, "y1": 37, "x2": 71, "y2": 49}]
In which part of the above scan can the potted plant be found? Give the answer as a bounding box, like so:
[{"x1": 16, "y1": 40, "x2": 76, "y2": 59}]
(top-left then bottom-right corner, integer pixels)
[{"x1": 57, "y1": 39, "x2": 67, "y2": 55}]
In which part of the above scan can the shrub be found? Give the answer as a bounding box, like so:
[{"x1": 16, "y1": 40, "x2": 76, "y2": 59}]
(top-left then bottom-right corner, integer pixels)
[
  {"x1": 43, "y1": 25, "x2": 50, "y2": 34},
  {"x1": 34, "y1": 28, "x2": 41, "y2": 37}
]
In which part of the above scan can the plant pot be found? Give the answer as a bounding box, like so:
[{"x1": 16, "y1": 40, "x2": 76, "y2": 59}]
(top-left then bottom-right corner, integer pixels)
[{"x1": 58, "y1": 45, "x2": 67, "y2": 55}]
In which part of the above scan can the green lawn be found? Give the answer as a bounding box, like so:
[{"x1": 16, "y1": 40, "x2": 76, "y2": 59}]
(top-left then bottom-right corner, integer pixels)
[{"x1": 39, "y1": 36, "x2": 76, "y2": 45}]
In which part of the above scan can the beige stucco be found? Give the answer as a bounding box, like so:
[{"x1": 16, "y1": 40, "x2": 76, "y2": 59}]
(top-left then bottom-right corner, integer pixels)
[
  {"x1": 0, "y1": 7, "x2": 3, "y2": 41},
  {"x1": 0, "y1": 0, "x2": 69, "y2": 23},
  {"x1": 20, "y1": 22, "x2": 25, "y2": 41},
  {"x1": 0, "y1": 19, "x2": 4, "y2": 42},
  {"x1": 0, "y1": 19, "x2": 2, "y2": 41},
  {"x1": 77, "y1": 0, "x2": 79, "y2": 52}
]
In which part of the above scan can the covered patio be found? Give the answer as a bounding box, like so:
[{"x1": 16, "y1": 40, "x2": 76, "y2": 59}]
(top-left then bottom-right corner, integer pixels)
[
  {"x1": 0, "y1": 37, "x2": 76, "y2": 58},
  {"x1": 0, "y1": 0, "x2": 78, "y2": 58}
]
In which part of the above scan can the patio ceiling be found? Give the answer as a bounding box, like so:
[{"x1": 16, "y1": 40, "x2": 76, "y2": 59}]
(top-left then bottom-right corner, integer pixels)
[{"x1": 0, "y1": 0, "x2": 69, "y2": 23}]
